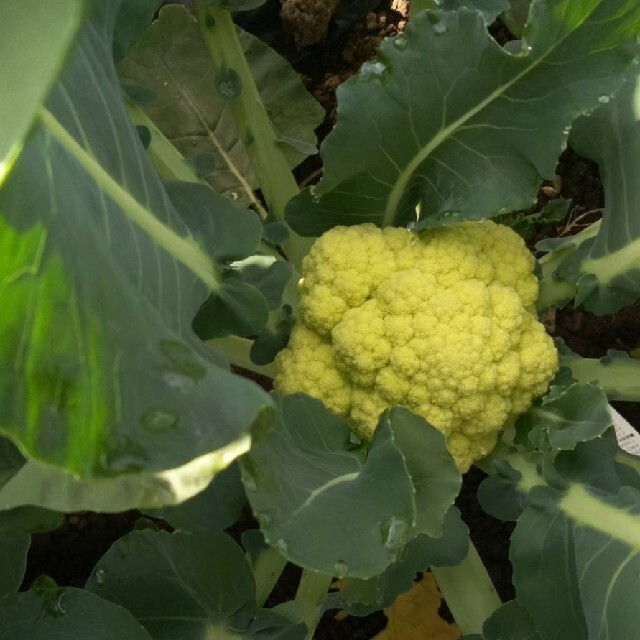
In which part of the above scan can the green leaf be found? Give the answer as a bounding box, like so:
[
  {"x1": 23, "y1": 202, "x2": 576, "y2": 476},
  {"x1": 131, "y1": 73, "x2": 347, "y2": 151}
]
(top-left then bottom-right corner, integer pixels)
[
  {"x1": 485, "y1": 437, "x2": 640, "y2": 640},
  {"x1": 241, "y1": 397, "x2": 459, "y2": 579},
  {"x1": 241, "y1": 394, "x2": 417, "y2": 578},
  {"x1": 0, "y1": 0, "x2": 85, "y2": 187},
  {"x1": 0, "y1": 3, "x2": 272, "y2": 481},
  {"x1": 511, "y1": 484, "x2": 640, "y2": 640},
  {"x1": 286, "y1": 2, "x2": 640, "y2": 235},
  {"x1": 517, "y1": 383, "x2": 611, "y2": 452},
  {"x1": 0, "y1": 506, "x2": 63, "y2": 535},
  {"x1": 86, "y1": 530, "x2": 297, "y2": 639},
  {"x1": 193, "y1": 271, "x2": 269, "y2": 339},
  {"x1": 551, "y1": 71, "x2": 640, "y2": 314},
  {"x1": 501, "y1": 0, "x2": 532, "y2": 37},
  {"x1": 165, "y1": 180, "x2": 263, "y2": 262},
  {"x1": 481, "y1": 601, "x2": 541, "y2": 640},
  {"x1": 118, "y1": 5, "x2": 323, "y2": 204},
  {"x1": 0, "y1": 534, "x2": 29, "y2": 597},
  {"x1": 251, "y1": 309, "x2": 295, "y2": 366},
  {"x1": 0, "y1": 587, "x2": 153, "y2": 640},
  {"x1": 237, "y1": 258, "x2": 294, "y2": 310},
  {"x1": 0, "y1": 438, "x2": 256, "y2": 512},
  {"x1": 381, "y1": 407, "x2": 461, "y2": 537},
  {"x1": 432, "y1": 0, "x2": 509, "y2": 23},
  {"x1": 330, "y1": 507, "x2": 469, "y2": 616},
  {"x1": 113, "y1": 0, "x2": 163, "y2": 62},
  {"x1": 145, "y1": 462, "x2": 246, "y2": 533}
]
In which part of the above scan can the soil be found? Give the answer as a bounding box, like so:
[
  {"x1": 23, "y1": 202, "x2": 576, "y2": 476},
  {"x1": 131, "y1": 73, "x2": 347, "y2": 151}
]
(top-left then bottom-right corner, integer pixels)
[{"x1": 21, "y1": 2, "x2": 640, "y2": 639}]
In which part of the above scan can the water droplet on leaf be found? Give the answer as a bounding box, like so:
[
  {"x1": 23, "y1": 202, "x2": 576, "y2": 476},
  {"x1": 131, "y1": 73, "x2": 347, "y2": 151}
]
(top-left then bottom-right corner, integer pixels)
[
  {"x1": 360, "y1": 61, "x2": 388, "y2": 83},
  {"x1": 381, "y1": 516, "x2": 410, "y2": 552},
  {"x1": 334, "y1": 561, "x2": 349, "y2": 577},
  {"x1": 230, "y1": 191, "x2": 239, "y2": 200},
  {"x1": 393, "y1": 34, "x2": 408, "y2": 51},
  {"x1": 598, "y1": 95, "x2": 611, "y2": 104},
  {"x1": 243, "y1": 476, "x2": 257, "y2": 491},
  {"x1": 216, "y1": 68, "x2": 242, "y2": 101},
  {"x1": 432, "y1": 23, "x2": 447, "y2": 35},
  {"x1": 275, "y1": 538, "x2": 288, "y2": 552},
  {"x1": 142, "y1": 409, "x2": 179, "y2": 432},
  {"x1": 95, "y1": 568, "x2": 107, "y2": 585}
]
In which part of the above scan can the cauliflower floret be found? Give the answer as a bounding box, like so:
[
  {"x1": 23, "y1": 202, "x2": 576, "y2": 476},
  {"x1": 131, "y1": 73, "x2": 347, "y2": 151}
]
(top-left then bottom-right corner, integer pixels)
[{"x1": 274, "y1": 221, "x2": 558, "y2": 471}]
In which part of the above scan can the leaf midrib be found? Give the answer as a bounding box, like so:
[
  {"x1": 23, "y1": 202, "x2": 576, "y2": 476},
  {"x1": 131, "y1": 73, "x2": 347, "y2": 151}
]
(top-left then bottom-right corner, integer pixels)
[{"x1": 383, "y1": 5, "x2": 599, "y2": 225}]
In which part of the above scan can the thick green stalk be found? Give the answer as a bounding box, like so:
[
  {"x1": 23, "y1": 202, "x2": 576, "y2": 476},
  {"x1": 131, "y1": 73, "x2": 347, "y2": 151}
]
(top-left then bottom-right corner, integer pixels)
[
  {"x1": 194, "y1": 3, "x2": 312, "y2": 269},
  {"x1": 208, "y1": 336, "x2": 276, "y2": 378},
  {"x1": 560, "y1": 353, "x2": 640, "y2": 402},
  {"x1": 295, "y1": 570, "x2": 334, "y2": 640},
  {"x1": 252, "y1": 546, "x2": 289, "y2": 607},
  {"x1": 431, "y1": 542, "x2": 501, "y2": 636}
]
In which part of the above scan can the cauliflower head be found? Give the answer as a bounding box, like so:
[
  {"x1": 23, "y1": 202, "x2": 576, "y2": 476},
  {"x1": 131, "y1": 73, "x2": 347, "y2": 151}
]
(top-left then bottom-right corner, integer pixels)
[{"x1": 274, "y1": 221, "x2": 558, "y2": 471}]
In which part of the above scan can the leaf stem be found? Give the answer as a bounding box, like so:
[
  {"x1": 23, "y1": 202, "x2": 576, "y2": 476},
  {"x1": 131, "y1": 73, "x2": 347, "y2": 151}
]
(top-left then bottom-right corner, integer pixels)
[
  {"x1": 194, "y1": 3, "x2": 312, "y2": 269},
  {"x1": 38, "y1": 106, "x2": 221, "y2": 291},
  {"x1": 431, "y1": 542, "x2": 501, "y2": 636},
  {"x1": 295, "y1": 569, "x2": 334, "y2": 640},
  {"x1": 208, "y1": 336, "x2": 276, "y2": 378},
  {"x1": 252, "y1": 545, "x2": 289, "y2": 607}
]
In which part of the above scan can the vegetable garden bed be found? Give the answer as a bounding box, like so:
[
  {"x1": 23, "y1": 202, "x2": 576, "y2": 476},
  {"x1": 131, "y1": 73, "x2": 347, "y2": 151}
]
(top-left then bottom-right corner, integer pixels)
[{"x1": 2, "y1": 1, "x2": 640, "y2": 639}]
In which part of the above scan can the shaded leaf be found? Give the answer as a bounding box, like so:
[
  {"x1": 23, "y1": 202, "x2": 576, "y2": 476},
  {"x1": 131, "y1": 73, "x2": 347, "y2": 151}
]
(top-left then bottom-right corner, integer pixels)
[
  {"x1": 331, "y1": 507, "x2": 469, "y2": 616},
  {"x1": 481, "y1": 601, "x2": 541, "y2": 640},
  {"x1": 0, "y1": 534, "x2": 29, "y2": 597},
  {"x1": 118, "y1": 5, "x2": 323, "y2": 203},
  {"x1": 517, "y1": 383, "x2": 611, "y2": 452},
  {"x1": 165, "y1": 180, "x2": 263, "y2": 262},
  {"x1": 193, "y1": 271, "x2": 269, "y2": 339},
  {"x1": 551, "y1": 70, "x2": 640, "y2": 314},
  {"x1": 86, "y1": 529, "x2": 300, "y2": 639},
  {"x1": 286, "y1": 2, "x2": 640, "y2": 235},
  {"x1": 145, "y1": 462, "x2": 245, "y2": 533},
  {"x1": 113, "y1": 0, "x2": 164, "y2": 62},
  {"x1": 0, "y1": 0, "x2": 84, "y2": 186},
  {"x1": 0, "y1": 506, "x2": 63, "y2": 535},
  {"x1": 0, "y1": 586, "x2": 153, "y2": 639}
]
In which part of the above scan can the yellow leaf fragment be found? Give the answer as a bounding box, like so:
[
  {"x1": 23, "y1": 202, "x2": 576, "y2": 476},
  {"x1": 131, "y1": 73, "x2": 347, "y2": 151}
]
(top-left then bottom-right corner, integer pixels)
[{"x1": 374, "y1": 573, "x2": 460, "y2": 640}]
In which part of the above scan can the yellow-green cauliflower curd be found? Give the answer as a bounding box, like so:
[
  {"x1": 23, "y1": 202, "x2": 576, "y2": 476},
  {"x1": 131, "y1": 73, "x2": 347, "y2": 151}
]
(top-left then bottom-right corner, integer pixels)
[{"x1": 274, "y1": 221, "x2": 558, "y2": 471}]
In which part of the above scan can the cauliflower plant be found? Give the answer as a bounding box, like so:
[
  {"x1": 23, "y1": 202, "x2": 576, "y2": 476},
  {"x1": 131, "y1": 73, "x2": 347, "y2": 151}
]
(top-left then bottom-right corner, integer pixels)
[{"x1": 274, "y1": 221, "x2": 558, "y2": 471}]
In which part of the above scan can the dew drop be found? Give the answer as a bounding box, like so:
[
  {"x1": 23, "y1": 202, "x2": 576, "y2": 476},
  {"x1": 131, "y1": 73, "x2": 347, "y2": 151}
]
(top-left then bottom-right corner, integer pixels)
[
  {"x1": 360, "y1": 61, "x2": 388, "y2": 83},
  {"x1": 215, "y1": 68, "x2": 242, "y2": 101},
  {"x1": 393, "y1": 34, "x2": 408, "y2": 51},
  {"x1": 142, "y1": 409, "x2": 179, "y2": 432},
  {"x1": 598, "y1": 95, "x2": 611, "y2": 104},
  {"x1": 562, "y1": 126, "x2": 571, "y2": 136},
  {"x1": 230, "y1": 191, "x2": 239, "y2": 200},
  {"x1": 95, "y1": 568, "x2": 107, "y2": 585},
  {"x1": 275, "y1": 538, "x2": 288, "y2": 552},
  {"x1": 381, "y1": 516, "x2": 409, "y2": 552},
  {"x1": 334, "y1": 561, "x2": 349, "y2": 577},
  {"x1": 432, "y1": 23, "x2": 447, "y2": 35}
]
